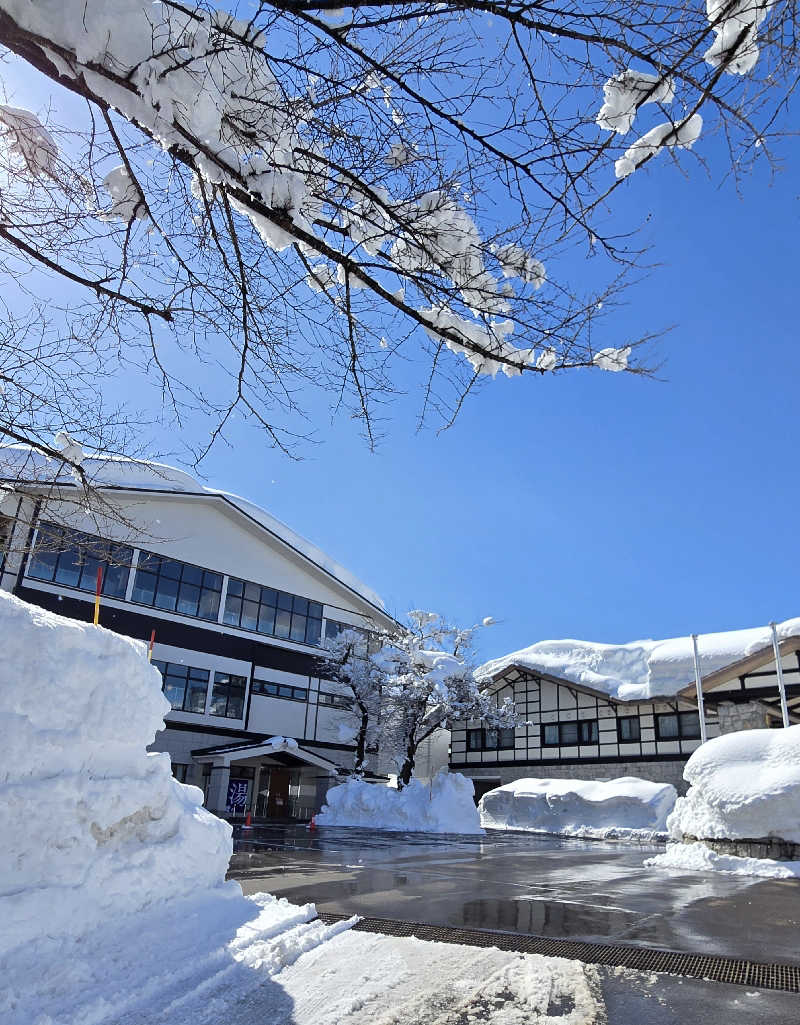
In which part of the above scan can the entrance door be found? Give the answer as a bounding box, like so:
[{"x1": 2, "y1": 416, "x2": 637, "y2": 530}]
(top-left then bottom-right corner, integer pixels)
[{"x1": 267, "y1": 769, "x2": 291, "y2": 818}]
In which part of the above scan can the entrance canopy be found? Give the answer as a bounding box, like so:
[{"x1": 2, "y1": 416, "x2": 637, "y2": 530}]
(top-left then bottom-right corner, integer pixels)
[{"x1": 191, "y1": 734, "x2": 341, "y2": 774}]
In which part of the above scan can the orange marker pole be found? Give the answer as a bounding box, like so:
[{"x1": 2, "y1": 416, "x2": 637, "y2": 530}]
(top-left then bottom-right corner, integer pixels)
[
  {"x1": 148, "y1": 628, "x2": 156, "y2": 662},
  {"x1": 93, "y1": 565, "x2": 103, "y2": 625}
]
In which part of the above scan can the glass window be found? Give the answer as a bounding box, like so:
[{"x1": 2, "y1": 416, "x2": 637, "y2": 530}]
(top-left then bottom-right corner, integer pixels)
[
  {"x1": 467, "y1": 728, "x2": 482, "y2": 751},
  {"x1": 252, "y1": 679, "x2": 307, "y2": 701},
  {"x1": 617, "y1": 716, "x2": 641, "y2": 742},
  {"x1": 678, "y1": 711, "x2": 701, "y2": 739},
  {"x1": 319, "y1": 691, "x2": 352, "y2": 709},
  {"x1": 132, "y1": 551, "x2": 221, "y2": 621},
  {"x1": 655, "y1": 713, "x2": 679, "y2": 740},
  {"x1": 484, "y1": 728, "x2": 499, "y2": 749},
  {"x1": 152, "y1": 660, "x2": 210, "y2": 714},
  {"x1": 224, "y1": 575, "x2": 325, "y2": 645},
  {"x1": 210, "y1": 672, "x2": 247, "y2": 719},
  {"x1": 172, "y1": 763, "x2": 189, "y2": 783},
  {"x1": 542, "y1": 723, "x2": 560, "y2": 746},
  {"x1": 28, "y1": 522, "x2": 132, "y2": 598},
  {"x1": 559, "y1": 721, "x2": 579, "y2": 746},
  {"x1": 498, "y1": 727, "x2": 515, "y2": 749},
  {"x1": 578, "y1": 720, "x2": 598, "y2": 745}
]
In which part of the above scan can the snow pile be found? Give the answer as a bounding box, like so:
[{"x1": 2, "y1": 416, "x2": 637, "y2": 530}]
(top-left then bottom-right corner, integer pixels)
[
  {"x1": 479, "y1": 777, "x2": 676, "y2": 841},
  {"x1": 615, "y1": 114, "x2": 703, "y2": 179},
  {"x1": 0, "y1": 590, "x2": 234, "y2": 958},
  {"x1": 477, "y1": 617, "x2": 800, "y2": 701},
  {"x1": 647, "y1": 726, "x2": 800, "y2": 878},
  {"x1": 316, "y1": 772, "x2": 484, "y2": 834}
]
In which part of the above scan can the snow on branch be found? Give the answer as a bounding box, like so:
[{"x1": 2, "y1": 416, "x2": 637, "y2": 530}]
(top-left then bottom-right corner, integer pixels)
[
  {"x1": 0, "y1": 105, "x2": 57, "y2": 176},
  {"x1": 615, "y1": 115, "x2": 703, "y2": 180}
]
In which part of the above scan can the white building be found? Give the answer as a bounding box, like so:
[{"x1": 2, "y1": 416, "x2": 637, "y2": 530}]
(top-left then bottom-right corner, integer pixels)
[
  {"x1": 0, "y1": 448, "x2": 395, "y2": 818},
  {"x1": 451, "y1": 621, "x2": 800, "y2": 799}
]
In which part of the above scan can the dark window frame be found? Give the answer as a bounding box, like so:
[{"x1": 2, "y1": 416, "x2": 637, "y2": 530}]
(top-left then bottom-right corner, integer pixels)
[
  {"x1": 251, "y1": 679, "x2": 308, "y2": 702},
  {"x1": 132, "y1": 550, "x2": 222, "y2": 621},
  {"x1": 27, "y1": 521, "x2": 133, "y2": 599},
  {"x1": 152, "y1": 659, "x2": 211, "y2": 714},
  {"x1": 318, "y1": 691, "x2": 353, "y2": 709},
  {"x1": 467, "y1": 726, "x2": 515, "y2": 751},
  {"x1": 171, "y1": 763, "x2": 189, "y2": 783},
  {"x1": 209, "y1": 671, "x2": 247, "y2": 719},
  {"x1": 541, "y1": 719, "x2": 599, "y2": 747},
  {"x1": 655, "y1": 711, "x2": 701, "y2": 741},
  {"x1": 224, "y1": 576, "x2": 322, "y2": 646},
  {"x1": 617, "y1": 715, "x2": 641, "y2": 743}
]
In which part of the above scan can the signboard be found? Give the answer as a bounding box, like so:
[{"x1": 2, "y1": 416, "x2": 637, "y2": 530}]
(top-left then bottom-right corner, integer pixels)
[{"x1": 226, "y1": 778, "x2": 249, "y2": 813}]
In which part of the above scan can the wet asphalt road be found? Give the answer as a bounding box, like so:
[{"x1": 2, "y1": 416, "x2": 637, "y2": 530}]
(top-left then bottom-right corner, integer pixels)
[{"x1": 232, "y1": 823, "x2": 800, "y2": 966}]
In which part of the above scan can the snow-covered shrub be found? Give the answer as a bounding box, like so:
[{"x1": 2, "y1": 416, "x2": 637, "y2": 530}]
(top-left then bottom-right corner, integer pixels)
[
  {"x1": 479, "y1": 777, "x2": 676, "y2": 841},
  {"x1": 665, "y1": 725, "x2": 800, "y2": 844},
  {"x1": 316, "y1": 772, "x2": 483, "y2": 834}
]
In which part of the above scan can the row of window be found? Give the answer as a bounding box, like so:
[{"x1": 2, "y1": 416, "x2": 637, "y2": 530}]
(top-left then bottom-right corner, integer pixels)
[
  {"x1": 27, "y1": 522, "x2": 364, "y2": 648},
  {"x1": 464, "y1": 712, "x2": 701, "y2": 751},
  {"x1": 152, "y1": 660, "x2": 246, "y2": 719},
  {"x1": 252, "y1": 679, "x2": 309, "y2": 702},
  {"x1": 466, "y1": 727, "x2": 516, "y2": 751}
]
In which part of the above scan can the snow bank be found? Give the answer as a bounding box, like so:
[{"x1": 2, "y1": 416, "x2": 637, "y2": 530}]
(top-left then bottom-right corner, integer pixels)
[
  {"x1": 479, "y1": 777, "x2": 676, "y2": 841},
  {"x1": 477, "y1": 617, "x2": 800, "y2": 701},
  {"x1": 646, "y1": 726, "x2": 800, "y2": 878},
  {"x1": 664, "y1": 725, "x2": 800, "y2": 844},
  {"x1": 0, "y1": 590, "x2": 234, "y2": 958},
  {"x1": 647, "y1": 842, "x2": 800, "y2": 880},
  {"x1": 316, "y1": 772, "x2": 484, "y2": 834}
]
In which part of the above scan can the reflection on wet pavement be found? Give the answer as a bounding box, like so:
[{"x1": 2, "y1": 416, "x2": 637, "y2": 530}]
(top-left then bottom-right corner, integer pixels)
[{"x1": 232, "y1": 824, "x2": 800, "y2": 964}]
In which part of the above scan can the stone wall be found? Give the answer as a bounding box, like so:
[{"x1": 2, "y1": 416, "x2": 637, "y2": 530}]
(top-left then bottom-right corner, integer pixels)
[
  {"x1": 715, "y1": 700, "x2": 772, "y2": 734},
  {"x1": 462, "y1": 758, "x2": 690, "y2": 794},
  {"x1": 682, "y1": 835, "x2": 800, "y2": 861}
]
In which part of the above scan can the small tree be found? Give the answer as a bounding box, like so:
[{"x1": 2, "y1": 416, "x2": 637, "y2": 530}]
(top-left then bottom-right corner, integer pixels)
[
  {"x1": 323, "y1": 626, "x2": 385, "y2": 777},
  {"x1": 378, "y1": 611, "x2": 522, "y2": 788}
]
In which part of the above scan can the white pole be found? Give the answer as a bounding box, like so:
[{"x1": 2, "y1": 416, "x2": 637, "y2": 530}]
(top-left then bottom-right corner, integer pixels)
[
  {"x1": 691, "y1": 634, "x2": 708, "y2": 744},
  {"x1": 769, "y1": 622, "x2": 790, "y2": 728}
]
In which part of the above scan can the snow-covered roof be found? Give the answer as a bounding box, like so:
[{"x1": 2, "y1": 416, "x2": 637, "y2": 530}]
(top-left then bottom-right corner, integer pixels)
[
  {"x1": 477, "y1": 618, "x2": 800, "y2": 702},
  {"x1": 0, "y1": 444, "x2": 385, "y2": 612}
]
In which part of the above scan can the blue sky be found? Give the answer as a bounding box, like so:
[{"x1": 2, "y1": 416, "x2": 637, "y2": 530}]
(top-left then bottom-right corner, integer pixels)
[{"x1": 4, "y1": 47, "x2": 800, "y2": 664}]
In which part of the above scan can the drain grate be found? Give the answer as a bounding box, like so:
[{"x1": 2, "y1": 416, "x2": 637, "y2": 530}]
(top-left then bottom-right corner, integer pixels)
[{"x1": 317, "y1": 913, "x2": 800, "y2": 994}]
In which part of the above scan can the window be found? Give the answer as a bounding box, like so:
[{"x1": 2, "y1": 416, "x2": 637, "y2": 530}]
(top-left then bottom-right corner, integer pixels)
[
  {"x1": 224, "y1": 577, "x2": 323, "y2": 645},
  {"x1": 171, "y1": 763, "x2": 189, "y2": 783},
  {"x1": 28, "y1": 522, "x2": 132, "y2": 598},
  {"x1": 251, "y1": 679, "x2": 308, "y2": 702},
  {"x1": 467, "y1": 727, "x2": 515, "y2": 750},
  {"x1": 152, "y1": 660, "x2": 210, "y2": 713},
  {"x1": 541, "y1": 720, "x2": 598, "y2": 747},
  {"x1": 319, "y1": 691, "x2": 353, "y2": 709},
  {"x1": 132, "y1": 551, "x2": 222, "y2": 620},
  {"x1": 325, "y1": 619, "x2": 381, "y2": 654},
  {"x1": 0, "y1": 513, "x2": 12, "y2": 553},
  {"x1": 209, "y1": 671, "x2": 247, "y2": 718},
  {"x1": 617, "y1": 715, "x2": 641, "y2": 743},
  {"x1": 655, "y1": 711, "x2": 701, "y2": 741}
]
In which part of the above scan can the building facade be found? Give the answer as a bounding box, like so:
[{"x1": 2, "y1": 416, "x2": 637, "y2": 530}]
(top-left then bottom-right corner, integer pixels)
[
  {"x1": 450, "y1": 625, "x2": 800, "y2": 799},
  {"x1": 0, "y1": 451, "x2": 395, "y2": 817}
]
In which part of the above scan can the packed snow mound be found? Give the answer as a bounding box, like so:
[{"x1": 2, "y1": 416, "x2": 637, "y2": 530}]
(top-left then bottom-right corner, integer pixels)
[
  {"x1": 477, "y1": 617, "x2": 800, "y2": 701},
  {"x1": 479, "y1": 777, "x2": 676, "y2": 841},
  {"x1": 316, "y1": 772, "x2": 483, "y2": 834},
  {"x1": 663, "y1": 725, "x2": 800, "y2": 845},
  {"x1": 646, "y1": 842, "x2": 800, "y2": 880},
  {"x1": 0, "y1": 591, "x2": 234, "y2": 958}
]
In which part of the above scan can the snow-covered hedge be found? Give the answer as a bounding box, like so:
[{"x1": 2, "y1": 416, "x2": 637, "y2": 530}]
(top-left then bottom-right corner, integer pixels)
[
  {"x1": 316, "y1": 772, "x2": 483, "y2": 834},
  {"x1": 478, "y1": 777, "x2": 677, "y2": 841},
  {"x1": 663, "y1": 725, "x2": 800, "y2": 845},
  {"x1": 0, "y1": 591, "x2": 234, "y2": 957}
]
